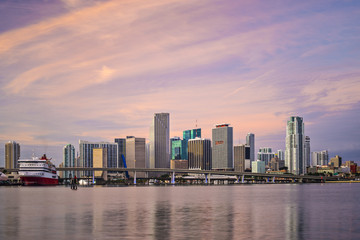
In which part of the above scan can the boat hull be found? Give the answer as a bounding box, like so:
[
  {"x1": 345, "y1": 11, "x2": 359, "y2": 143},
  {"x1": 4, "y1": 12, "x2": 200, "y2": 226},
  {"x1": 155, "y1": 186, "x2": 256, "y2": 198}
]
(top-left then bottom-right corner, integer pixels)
[{"x1": 20, "y1": 176, "x2": 59, "y2": 186}]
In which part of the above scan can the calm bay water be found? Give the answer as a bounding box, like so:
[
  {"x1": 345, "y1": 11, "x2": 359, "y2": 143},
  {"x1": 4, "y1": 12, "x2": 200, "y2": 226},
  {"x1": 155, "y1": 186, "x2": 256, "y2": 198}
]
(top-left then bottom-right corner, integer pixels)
[{"x1": 0, "y1": 183, "x2": 359, "y2": 240}]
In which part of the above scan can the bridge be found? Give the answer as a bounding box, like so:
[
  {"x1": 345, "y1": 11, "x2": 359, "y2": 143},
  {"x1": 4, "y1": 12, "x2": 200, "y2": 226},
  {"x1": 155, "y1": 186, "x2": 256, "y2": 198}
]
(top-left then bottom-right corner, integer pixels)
[{"x1": 1, "y1": 167, "x2": 336, "y2": 184}]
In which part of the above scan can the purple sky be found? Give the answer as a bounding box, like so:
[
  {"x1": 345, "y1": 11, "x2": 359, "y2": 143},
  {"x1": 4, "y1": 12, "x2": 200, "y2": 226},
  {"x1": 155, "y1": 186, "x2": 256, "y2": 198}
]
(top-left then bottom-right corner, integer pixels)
[{"x1": 1, "y1": 0, "x2": 360, "y2": 166}]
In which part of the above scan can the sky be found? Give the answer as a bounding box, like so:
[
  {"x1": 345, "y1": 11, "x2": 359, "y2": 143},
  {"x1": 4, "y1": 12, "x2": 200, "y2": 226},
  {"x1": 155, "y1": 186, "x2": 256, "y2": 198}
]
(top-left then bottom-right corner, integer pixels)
[{"x1": 1, "y1": 0, "x2": 360, "y2": 166}]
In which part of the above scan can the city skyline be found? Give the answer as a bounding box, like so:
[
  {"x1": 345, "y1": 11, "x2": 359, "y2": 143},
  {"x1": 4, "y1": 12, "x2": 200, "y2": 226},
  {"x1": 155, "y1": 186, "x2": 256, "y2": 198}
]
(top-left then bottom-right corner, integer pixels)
[{"x1": 1, "y1": 0, "x2": 360, "y2": 165}]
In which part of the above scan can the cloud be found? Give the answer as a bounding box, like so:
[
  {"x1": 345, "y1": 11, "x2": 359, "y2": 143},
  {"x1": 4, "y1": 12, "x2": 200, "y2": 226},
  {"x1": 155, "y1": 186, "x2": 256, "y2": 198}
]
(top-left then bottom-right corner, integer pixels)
[
  {"x1": 301, "y1": 72, "x2": 360, "y2": 111},
  {"x1": 96, "y1": 65, "x2": 116, "y2": 83},
  {"x1": 0, "y1": 0, "x2": 360, "y2": 163},
  {"x1": 1, "y1": 0, "x2": 309, "y2": 98}
]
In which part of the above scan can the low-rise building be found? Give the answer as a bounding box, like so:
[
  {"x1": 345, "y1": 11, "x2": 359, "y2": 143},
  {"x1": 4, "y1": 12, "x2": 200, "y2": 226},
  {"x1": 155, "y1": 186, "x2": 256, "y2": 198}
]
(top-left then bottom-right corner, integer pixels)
[
  {"x1": 269, "y1": 157, "x2": 285, "y2": 171},
  {"x1": 170, "y1": 160, "x2": 188, "y2": 169},
  {"x1": 252, "y1": 160, "x2": 265, "y2": 173},
  {"x1": 329, "y1": 155, "x2": 342, "y2": 168}
]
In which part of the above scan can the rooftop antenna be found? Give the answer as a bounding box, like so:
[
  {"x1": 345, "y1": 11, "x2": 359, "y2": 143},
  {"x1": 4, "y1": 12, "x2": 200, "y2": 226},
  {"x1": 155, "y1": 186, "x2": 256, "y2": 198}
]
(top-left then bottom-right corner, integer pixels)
[{"x1": 196, "y1": 119, "x2": 198, "y2": 137}]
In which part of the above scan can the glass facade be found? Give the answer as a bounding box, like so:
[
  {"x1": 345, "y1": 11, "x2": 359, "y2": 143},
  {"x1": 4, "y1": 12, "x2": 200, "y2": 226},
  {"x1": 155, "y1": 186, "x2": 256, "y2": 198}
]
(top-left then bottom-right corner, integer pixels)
[
  {"x1": 257, "y1": 147, "x2": 274, "y2": 166},
  {"x1": 149, "y1": 113, "x2": 170, "y2": 169},
  {"x1": 212, "y1": 124, "x2": 233, "y2": 170},
  {"x1": 115, "y1": 138, "x2": 126, "y2": 167},
  {"x1": 63, "y1": 144, "x2": 75, "y2": 178},
  {"x1": 179, "y1": 128, "x2": 202, "y2": 161},
  {"x1": 183, "y1": 128, "x2": 201, "y2": 141},
  {"x1": 188, "y1": 138, "x2": 212, "y2": 170},
  {"x1": 171, "y1": 138, "x2": 187, "y2": 160},
  {"x1": 79, "y1": 140, "x2": 118, "y2": 176},
  {"x1": 246, "y1": 133, "x2": 255, "y2": 162},
  {"x1": 285, "y1": 116, "x2": 305, "y2": 175}
]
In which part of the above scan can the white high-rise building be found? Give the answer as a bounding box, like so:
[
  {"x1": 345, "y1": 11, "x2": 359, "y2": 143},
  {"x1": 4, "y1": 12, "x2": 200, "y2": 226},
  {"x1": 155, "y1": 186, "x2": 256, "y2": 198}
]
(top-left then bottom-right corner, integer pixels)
[
  {"x1": 311, "y1": 150, "x2": 329, "y2": 166},
  {"x1": 277, "y1": 150, "x2": 285, "y2": 161},
  {"x1": 149, "y1": 113, "x2": 170, "y2": 169},
  {"x1": 304, "y1": 136, "x2": 311, "y2": 168},
  {"x1": 212, "y1": 124, "x2": 233, "y2": 170},
  {"x1": 63, "y1": 144, "x2": 76, "y2": 178},
  {"x1": 257, "y1": 147, "x2": 275, "y2": 166},
  {"x1": 246, "y1": 133, "x2": 255, "y2": 163},
  {"x1": 319, "y1": 150, "x2": 329, "y2": 166},
  {"x1": 285, "y1": 116, "x2": 306, "y2": 175}
]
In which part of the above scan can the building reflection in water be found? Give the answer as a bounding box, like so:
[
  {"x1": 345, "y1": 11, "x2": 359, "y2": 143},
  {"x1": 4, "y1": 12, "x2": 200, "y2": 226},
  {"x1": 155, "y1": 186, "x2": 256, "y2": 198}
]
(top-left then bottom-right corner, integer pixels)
[
  {"x1": 64, "y1": 212, "x2": 77, "y2": 236},
  {"x1": 285, "y1": 185, "x2": 305, "y2": 240},
  {"x1": 2, "y1": 184, "x2": 360, "y2": 239},
  {"x1": 154, "y1": 202, "x2": 172, "y2": 239},
  {"x1": 212, "y1": 203, "x2": 234, "y2": 239},
  {"x1": 0, "y1": 190, "x2": 20, "y2": 238}
]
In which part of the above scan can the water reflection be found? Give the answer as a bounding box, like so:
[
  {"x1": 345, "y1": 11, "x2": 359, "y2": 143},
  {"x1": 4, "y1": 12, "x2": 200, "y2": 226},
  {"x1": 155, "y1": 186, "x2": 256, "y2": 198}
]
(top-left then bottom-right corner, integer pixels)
[
  {"x1": 212, "y1": 203, "x2": 234, "y2": 239},
  {"x1": 285, "y1": 186, "x2": 305, "y2": 240},
  {"x1": 0, "y1": 189, "x2": 20, "y2": 238},
  {"x1": 154, "y1": 202, "x2": 171, "y2": 239},
  {"x1": 65, "y1": 212, "x2": 77, "y2": 236},
  {"x1": 1, "y1": 184, "x2": 360, "y2": 239}
]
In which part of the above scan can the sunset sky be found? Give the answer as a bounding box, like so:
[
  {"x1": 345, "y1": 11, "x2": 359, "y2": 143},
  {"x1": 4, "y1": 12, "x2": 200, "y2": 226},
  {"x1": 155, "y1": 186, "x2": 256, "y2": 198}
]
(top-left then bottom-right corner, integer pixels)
[{"x1": 1, "y1": 0, "x2": 360, "y2": 166}]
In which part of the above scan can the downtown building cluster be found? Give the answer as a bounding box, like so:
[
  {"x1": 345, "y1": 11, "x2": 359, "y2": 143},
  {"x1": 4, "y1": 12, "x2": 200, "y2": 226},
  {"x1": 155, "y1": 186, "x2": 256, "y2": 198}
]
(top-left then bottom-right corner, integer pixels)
[{"x1": 4, "y1": 114, "x2": 359, "y2": 179}]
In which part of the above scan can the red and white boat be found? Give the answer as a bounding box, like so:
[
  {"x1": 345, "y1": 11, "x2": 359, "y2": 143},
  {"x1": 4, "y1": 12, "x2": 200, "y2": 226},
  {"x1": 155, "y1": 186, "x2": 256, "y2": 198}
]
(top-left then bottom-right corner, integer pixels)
[{"x1": 19, "y1": 154, "x2": 59, "y2": 185}]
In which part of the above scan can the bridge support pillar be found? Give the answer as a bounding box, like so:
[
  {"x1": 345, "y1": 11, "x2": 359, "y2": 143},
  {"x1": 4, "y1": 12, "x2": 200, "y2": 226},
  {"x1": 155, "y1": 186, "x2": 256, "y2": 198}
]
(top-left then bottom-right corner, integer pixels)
[
  {"x1": 134, "y1": 171, "x2": 137, "y2": 185},
  {"x1": 272, "y1": 176, "x2": 275, "y2": 183},
  {"x1": 204, "y1": 173, "x2": 211, "y2": 184},
  {"x1": 171, "y1": 171, "x2": 175, "y2": 184},
  {"x1": 241, "y1": 175, "x2": 245, "y2": 184}
]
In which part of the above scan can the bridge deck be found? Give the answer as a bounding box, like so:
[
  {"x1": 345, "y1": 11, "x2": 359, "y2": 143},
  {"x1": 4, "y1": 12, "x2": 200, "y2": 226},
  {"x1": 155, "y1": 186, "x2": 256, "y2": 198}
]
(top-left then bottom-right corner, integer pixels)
[{"x1": 1, "y1": 167, "x2": 337, "y2": 180}]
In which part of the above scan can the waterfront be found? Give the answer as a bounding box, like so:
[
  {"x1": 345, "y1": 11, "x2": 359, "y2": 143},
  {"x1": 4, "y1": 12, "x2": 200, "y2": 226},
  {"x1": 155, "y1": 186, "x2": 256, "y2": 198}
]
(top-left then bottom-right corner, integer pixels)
[{"x1": 0, "y1": 184, "x2": 359, "y2": 240}]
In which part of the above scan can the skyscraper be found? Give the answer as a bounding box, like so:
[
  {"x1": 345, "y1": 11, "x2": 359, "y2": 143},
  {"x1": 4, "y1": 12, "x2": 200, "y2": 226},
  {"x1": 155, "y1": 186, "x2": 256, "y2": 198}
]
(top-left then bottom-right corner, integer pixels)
[
  {"x1": 126, "y1": 136, "x2": 146, "y2": 177},
  {"x1": 79, "y1": 140, "x2": 118, "y2": 176},
  {"x1": 212, "y1": 124, "x2": 233, "y2": 170},
  {"x1": 257, "y1": 147, "x2": 275, "y2": 166},
  {"x1": 182, "y1": 128, "x2": 201, "y2": 160},
  {"x1": 246, "y1": 133, "x2": 255, "y2": 163},
  {"x1": 63, "y1": 144, "x2": 75, "y2": 178},
  {"x1": 311, "y1": 150, "x2": 329, "y2": 166},
  {"x1": 114, "y1": 138, "x2": 126, "y2": 168},
  {"x1": 234, "y1": 145, "x2": 245, "y2": 172},
  {"x1": 244, "y1": 145, "x2": 251, "y2": 169},
  {"x1": 319, "y1": 150, "x2": 329, "y2": 166},
  {"x1": 304, "y1": 136, "x2": 311, "y2": 168},
  {"x1": 183, "y1": 128, "x2": 201, "y2": 141},
  {"x1": 170, "y1": 137, "x2": 187, "y2": 160},
  {"x1": 5, "y1": 141, "x2": 20, "y2": 169},
  {"x1": 188, "y1": 138, "x2": 211, "y2": 170},
  {"x1": 149, "y1": 113, "x2": 170, "y2": 169},
  {"x1": 285, "y1": 116, "x2": 305, "y2": 175},
  {"x1": 277, "y1": 150, "x2": 285, "y2": 161}
]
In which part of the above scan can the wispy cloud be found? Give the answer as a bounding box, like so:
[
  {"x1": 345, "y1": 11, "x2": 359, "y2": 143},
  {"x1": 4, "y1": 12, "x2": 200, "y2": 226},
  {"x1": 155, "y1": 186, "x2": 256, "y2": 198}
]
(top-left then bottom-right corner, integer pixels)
[{"x1": 0, "y1": 0, "x2": 360, "y2": 164}]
